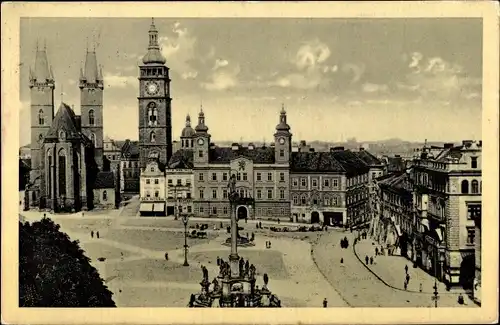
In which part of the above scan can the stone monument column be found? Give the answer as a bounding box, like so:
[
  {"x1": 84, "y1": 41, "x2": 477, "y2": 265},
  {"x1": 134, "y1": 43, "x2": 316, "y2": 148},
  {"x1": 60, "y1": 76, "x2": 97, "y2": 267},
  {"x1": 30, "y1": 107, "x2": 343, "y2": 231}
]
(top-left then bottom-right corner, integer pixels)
[{"x1": 228, "y1": 174, "x2": 240, "y2": 279}]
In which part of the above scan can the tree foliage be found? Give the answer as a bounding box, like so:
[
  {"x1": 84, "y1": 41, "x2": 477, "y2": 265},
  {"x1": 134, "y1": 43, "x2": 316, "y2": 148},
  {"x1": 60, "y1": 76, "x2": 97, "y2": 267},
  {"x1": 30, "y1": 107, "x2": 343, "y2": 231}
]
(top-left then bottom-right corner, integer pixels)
[{"x1": 19, "y1": 218, "x2": 116, "y2": 307}]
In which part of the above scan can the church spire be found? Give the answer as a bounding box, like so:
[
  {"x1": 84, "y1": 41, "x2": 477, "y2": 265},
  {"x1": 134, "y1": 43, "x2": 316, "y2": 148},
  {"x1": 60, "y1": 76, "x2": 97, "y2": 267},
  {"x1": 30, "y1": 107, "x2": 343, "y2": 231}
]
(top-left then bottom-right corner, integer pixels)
[
  {"x1": 31, "y1": 40, "x2": 53, "y2": 83},
  {"x1": 275, "y1": 104, "x2": 291, "y2": 133},
  {"x1": 195, "y1": 107, "x2": 208, "y2": 133},
  {"x1": 186, "y1": 114, "x2": 191, "y2": 127},
  {"x1": 142, "y1": 17, "x2": 166, "y2": 65},
  {"x1": 80, "y1": 44, "x2": 103, "y2": 86}
]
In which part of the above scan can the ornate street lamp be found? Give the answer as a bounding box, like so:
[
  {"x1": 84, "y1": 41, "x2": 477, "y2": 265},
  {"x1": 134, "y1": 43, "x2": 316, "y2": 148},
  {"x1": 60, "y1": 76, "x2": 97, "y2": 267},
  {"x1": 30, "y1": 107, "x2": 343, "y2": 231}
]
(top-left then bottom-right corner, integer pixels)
[{"x1": 182, "y1": 214, "x2": 189, "y2": 266}]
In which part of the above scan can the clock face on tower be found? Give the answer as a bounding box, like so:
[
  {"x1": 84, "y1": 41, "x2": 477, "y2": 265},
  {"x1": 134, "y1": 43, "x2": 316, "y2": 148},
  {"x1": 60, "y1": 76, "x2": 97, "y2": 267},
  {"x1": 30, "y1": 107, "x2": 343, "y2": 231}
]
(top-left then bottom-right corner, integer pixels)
[
  {"x1": 279, "y1": 137, "x2": 285, "y2": 145},
  {"x1": 145, "y1": 81, "x2": 159, "y2": 96},
  {"x1": 198, "y1": 138, "x2": 205, "y2": 145}
]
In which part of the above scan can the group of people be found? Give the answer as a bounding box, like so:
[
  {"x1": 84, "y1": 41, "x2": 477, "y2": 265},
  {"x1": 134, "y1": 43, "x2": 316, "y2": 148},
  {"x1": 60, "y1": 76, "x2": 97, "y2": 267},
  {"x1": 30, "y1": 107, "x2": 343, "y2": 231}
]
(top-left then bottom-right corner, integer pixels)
[
  {"x1": 340, "y1": 236, "x2": 349, "y2": 249},
  {"x1": 403, "y1": 264, "x2": 412, "y2": 290},
  {"x1": 90, "y1": 230, "x2": 100, "y2": 239},
  {"x1": 265, "y1": 240, "x2": 272, "y2": 249}
]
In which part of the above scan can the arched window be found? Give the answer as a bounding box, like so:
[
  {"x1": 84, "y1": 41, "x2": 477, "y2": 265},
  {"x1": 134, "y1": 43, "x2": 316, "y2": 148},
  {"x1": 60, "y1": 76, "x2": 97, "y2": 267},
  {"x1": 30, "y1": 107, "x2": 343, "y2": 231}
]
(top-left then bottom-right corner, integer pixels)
[
  {"x1": 471, "y1": 180, "x2": 479, "y2": 194},
  {"x1": 58, "y1": 149, "x2": 66, "y2": 197},
  {"x1": 90, "y1": 133, "x2": 96, "y2": 147},
  {"x1": 150, "y1": 131, "x2": 156, "y2": 143},
  {"x1": 301, "y1": 195, "x2": 307, "y2": 205},
  {"x1": 293, "y1": 195, "x2": 298, "y2": 205},
  {"x1": 461, "y1": 180, "x2": 469, "y2": 194},
  {"x1": 147, "y1": 102, "x2": 158, "y2": 126},
  {"x1": 89, "y1": 109, "x2": 95, "y2": 126},
  {"x1": 102, "y1": 190, "x2": 107, "y2": 201},
  {"x1": 38, "y1": 109, "x2": 45, "y2": 125}
]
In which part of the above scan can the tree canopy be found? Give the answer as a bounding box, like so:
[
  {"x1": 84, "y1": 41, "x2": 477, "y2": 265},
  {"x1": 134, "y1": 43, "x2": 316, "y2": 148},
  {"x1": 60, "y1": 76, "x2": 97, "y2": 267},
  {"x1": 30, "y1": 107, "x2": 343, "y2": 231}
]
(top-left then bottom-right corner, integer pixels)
[{"x1": 19, "y1": 218, "x2": 116, "y2": 307}]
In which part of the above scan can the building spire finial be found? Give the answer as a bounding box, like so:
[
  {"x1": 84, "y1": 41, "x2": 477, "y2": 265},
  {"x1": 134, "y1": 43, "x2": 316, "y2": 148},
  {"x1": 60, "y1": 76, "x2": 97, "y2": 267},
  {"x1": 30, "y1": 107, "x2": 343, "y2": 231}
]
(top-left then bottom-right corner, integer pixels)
[
  {"x1": 152, "y1": 17, "x2": 155, "y2": 26},
  {"x1": 60, "y1": 84, "x2": 64, "y2": 102}
]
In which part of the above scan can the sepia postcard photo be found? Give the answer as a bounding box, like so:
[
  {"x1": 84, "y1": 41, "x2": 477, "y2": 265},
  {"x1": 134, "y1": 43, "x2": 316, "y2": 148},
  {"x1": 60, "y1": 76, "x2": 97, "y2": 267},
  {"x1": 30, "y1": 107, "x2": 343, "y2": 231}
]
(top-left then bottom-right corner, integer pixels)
[{"x1": 1, "y1": 2, "x2": 499, "y2": 324}]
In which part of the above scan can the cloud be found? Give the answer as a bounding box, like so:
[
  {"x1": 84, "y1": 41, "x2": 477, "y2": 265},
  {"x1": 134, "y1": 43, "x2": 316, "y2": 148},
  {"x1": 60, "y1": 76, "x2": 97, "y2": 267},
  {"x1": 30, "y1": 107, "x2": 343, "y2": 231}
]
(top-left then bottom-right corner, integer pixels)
[
  {"x1": 294, "y1": 39, "x2": 331, "y2": 70},
  {"x1": 362, "y1": 83, "x2": 389, "y2": 93},
  {"x1": 103, "y1": 73, "x2": 136, "y2": 88},
  {"x1": 158, "y1": 22, "x2": 198, "y2": 80},
  {"x1": 401, "y1": 53, "x2": 481, "y2": 100},
  {"x1": 201, "y1": 63, "x2": 240, "y2": 91},
  {"x1": 213, "y1": 59, "x2": 229, "y2": 70}
]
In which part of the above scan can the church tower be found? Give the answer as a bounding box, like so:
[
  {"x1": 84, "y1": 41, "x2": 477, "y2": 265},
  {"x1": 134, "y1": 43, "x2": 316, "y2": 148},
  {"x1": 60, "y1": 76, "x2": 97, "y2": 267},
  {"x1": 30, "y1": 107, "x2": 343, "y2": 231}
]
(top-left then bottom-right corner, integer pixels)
[
  {"x1": 193, "y1": 108, "x2": 210, "y2": 166},
  {"x1": 138, "y1": 18, "x2": 172, "y2": 168},
  {"x1": 180, "y1": 114, "x2": 195, "y2": 150},
  {"x1": 274, "y1": 104, "x2": 292, "y2": 164},
  {"x1": 29, "y1": 41, "x2": 55, "y2": 185},
  {"x1": 79, "y1": 45, "x2": 104, "y2": 169}
]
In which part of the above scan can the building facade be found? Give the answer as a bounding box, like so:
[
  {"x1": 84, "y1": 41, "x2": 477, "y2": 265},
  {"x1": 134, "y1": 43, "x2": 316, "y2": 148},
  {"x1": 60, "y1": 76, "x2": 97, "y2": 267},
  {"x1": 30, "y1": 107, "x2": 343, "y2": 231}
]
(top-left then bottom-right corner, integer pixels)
[
  {"x1": 139, "y1": 152, "x2": 166, "y2": 216},
  {"x1": 166, "y1": 149, "x2": 195, "y2": 218},
  {"x1": 93, "y1": 171, "x2": 116, "y2": 209},
  {"x1": 473, "y1": 210, "x2": 481, "y2": 305},
  {"x1": 411, "y1": 140, "x2": 481, "y2": 289},
  {"x1": 103, "y1": 137, "x2": 124, "y2": 172},
  {"x1": 138, "y1": 19, "x2": 173, "y2": 168}
]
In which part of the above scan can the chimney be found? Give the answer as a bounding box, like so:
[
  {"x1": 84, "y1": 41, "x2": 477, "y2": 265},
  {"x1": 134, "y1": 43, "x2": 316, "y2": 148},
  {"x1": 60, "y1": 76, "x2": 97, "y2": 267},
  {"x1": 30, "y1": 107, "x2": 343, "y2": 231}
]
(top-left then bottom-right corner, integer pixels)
[
  {"x1": 231, "y1": 143, "x2": 239, "y2": 151},
  {"x1": 308, "y1": 148, "x2": 315, "y2": 153},
  {"x1": 462, "y1": 140, "x2": 473, "y2": 147},
  {"x1": 359, "y1": 147, "x2": 365, "y2": 151},
  {"x1": 478, "y1": 140, "x2": 482, "y2": 147},
  {"x1": 300, "y1": 140, "x2": 307, "y2": 146},
  {"x1": 395, "y1": 154, "x2": 401, "y2": 158},
  {"x1": 444, "y1": 143, "x2": 454, "y2": 149}
]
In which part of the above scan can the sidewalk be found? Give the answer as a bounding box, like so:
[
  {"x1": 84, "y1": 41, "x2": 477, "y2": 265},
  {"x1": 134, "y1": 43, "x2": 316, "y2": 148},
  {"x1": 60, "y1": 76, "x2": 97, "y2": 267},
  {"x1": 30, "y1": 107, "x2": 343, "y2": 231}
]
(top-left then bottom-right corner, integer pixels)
[{"x1": 353, "y1": 237, "x2": 473, "y2": 301}]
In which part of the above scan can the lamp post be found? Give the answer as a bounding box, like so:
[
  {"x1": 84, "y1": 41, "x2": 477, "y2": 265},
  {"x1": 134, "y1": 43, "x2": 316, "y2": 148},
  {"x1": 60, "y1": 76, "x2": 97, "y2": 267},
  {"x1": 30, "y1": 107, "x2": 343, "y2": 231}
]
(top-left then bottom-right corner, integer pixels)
[
  {"x1": 228, "y1": 172, "x2": 240, "y2": 278},
  {"x1": 432, "y1": 279, "x2": 439, "y2": 307},
  {"x1": 182, "y1": 214, "x2": 189, "y2": 266}
]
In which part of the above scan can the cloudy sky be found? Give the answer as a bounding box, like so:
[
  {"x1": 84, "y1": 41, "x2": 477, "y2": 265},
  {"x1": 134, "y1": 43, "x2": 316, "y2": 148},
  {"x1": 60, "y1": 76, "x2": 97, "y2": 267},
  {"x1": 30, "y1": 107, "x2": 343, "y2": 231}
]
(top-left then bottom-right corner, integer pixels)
[{"x1": 19, "y1": 18, "x2": 482, "y2": 146}]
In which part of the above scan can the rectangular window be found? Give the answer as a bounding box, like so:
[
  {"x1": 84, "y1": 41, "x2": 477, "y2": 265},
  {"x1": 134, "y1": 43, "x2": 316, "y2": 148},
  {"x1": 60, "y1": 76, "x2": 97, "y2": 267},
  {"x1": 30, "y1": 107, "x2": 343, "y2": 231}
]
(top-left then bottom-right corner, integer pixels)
[
  {"x1": 333, "y1": 179, "x2": 338, "y2": 188},
  {"x1": 267, "y1": 173, "x2": 272, "y2": 181},
  {"x1": 293, "y1": 196, "x2": 299, "y2": 205},
  {"x1": 199, "y1": 206, "x2": 204, "y2": 214},
  {"x1": 279, "y1": 149, "x2": 284, "y2": 157},
  {"x1": 212, "y1": 189, "x2": 217, "y2": 199},
  {"x1": 312, "y1": 179, "x2": 318, "y2": 187},
  {"x1": 257, "y1": 173, "x2": 262, "y2": 181},
  {"x1": 223, "y1": 206, "x2": 228, "y2": 214},
  {"x1": 467, "y1": 204, "x2": 481, "y2": 220},
  {"x1": 279, "y1": 172, "x2": 285, "y2": 182},
  {"x1": 267, "y1": 189, "x2": 273, "y2": 199},
  {"x1": 324, "y1": 179, "x2": 330, "y2": 187},
  {"x1": 199, "y1": 189, "x2": 204, "y2": 199},
  {"x1": 467, "y1": 228, "x2": 475, "y2": 245},
  {"x1": 223, "y1": 173, "x2": 228, "y2": 181},
  {"x1": 280, "y1": 208, "x2": 285, "y2": 215},
  {"x1": 212, "y1": 173, "x2": 217, "y2": 181},
  {"x1": 293, "y1": 178, "x2": 298, "y2": 187},
  {"x1": 237, "y1": 173, "x2": 241, "y2": 181},
  {"x1": 146, "y1": 179, "x2": 150, "y2": 184},
  {"x1": 186, "y1": 192, "x2": 191, "y2": 199},
  {"x1": 177, "y1": 179, "x2": 182, "y2": 186},
  {"x1": 243, "y1": 173, "x2": 248, "y2": 181},
  {"x1": 155, "y1": 191, "x2": 159, "y2": 197},
  {"x1": 212, "y1": 206, "x2": 217, "y2": 215},
  {"x1": 280, "y1": 189, "x2": 285, "y2": 199},
  {"x1": 471, "y1": 157, "x2": 478, "y2": 169},
  {"x1": 325, "y1": 198, "x2": 330, "y2": 206},
  {"x1": 155, "y1": 179, "x2": 159, "y2": 185},
  {"x1": 168, "y1": 179, "x2": 173, "y2": 185},
  {"x1": 301, "y1": 178, "x2": 306, "y2": 187},
  {"x1": 198, "y1": 150, "x2": 203, "y2": 158},
  {"x1": 187, "y1": 206, "x2": 192, "y2": 213},
  {"x1": 223, "y1": 189, "x2": 228, "y2": 199},
  {"x1": 199, "y1": 173, "x2": 204, "y2": 181},
  {"x1": 257, "y1": 189, "x2": 262, "y2": 199},
  {"x1": 146, "y1": 191, "x2": 151, "y2": 198},
  {"x1": 186, "y1": 179, "x2": 191, "y2": 186}
]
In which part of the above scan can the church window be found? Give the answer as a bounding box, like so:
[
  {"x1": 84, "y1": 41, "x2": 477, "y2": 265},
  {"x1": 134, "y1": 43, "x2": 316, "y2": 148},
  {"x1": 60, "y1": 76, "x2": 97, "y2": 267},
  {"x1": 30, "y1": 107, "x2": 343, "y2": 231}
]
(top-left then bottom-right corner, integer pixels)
[
  {"x1": 58, "y1": 149, "x2": 66, "y2": 197},
  {"x1": 58, "y1": 130, "x2": 66, "y2": 141},
  {"x1": 150, "y1": 131, "x2": 156, "y2": 143},
  {"x1": 147, "y1": 102, "x2": 158, "y2": 126},
  {"x1": 461, "y1": 180, "x2": 469, "y2": 194},
  {"x1": 102, "y1": 190, "x2": 108, "y2": 201},
  {"x1": 471, "y1": 180, "x2": 479, "y2": 194},
  {"x1": 38, "y1": 109, "x2": 45, "y2": 125},
  {"x1": 89, "y1": 109, "x2": 95, "y2": 126}
]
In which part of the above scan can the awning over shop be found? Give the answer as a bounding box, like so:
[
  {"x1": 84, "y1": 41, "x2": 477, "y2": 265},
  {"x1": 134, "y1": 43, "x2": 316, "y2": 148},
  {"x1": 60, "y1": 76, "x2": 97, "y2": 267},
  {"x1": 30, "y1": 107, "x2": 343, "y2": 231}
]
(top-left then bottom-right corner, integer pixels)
[
  {"x1": 420, "y1": 219, "x2": 430, "y2": 232},
  {"x1": 153, "y1": 203, "x2": 165, "y2": 212},
  {"x1": 140, "y1": 203, "x2": 154, "y2": 212},
  {"x1": 395, "y1": 224, "x2": 402, "y2": 237},
  {"x1": 435, "y1": 228, "x2": 443, "y2": 242}
]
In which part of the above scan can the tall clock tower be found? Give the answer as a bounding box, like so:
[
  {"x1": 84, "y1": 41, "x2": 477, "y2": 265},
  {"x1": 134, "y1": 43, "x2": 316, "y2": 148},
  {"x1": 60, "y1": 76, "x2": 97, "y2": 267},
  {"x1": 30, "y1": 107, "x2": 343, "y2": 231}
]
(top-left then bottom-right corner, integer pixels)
[{"x1": 138, "y1": 18, "x2": 172, "y2": 168}]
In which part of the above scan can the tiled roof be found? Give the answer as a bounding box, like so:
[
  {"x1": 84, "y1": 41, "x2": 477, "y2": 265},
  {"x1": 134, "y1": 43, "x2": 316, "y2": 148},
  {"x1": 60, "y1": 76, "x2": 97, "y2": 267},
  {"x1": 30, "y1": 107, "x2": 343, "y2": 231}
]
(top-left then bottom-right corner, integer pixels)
[
  {"x1": 290, "y1": 150, "x2": 369, "y2": 175},
  {"x1": 378, "y1": 172, "x2": 412, "y2": 193},
  {"x1": 94, "y1": 171, "x2": 115, "y2": 189},
  {"x1": 386, "y1": 156, "x2": 405, "y2": 172},
  {"x1": 44, "y1": 103, "x2": 80, "y2": 140},
  {"x1": 434, "y1": 146, "x2": 463, "y2": 162},
  {"x1": 168, "y1": 149, "x2": 194, "y2": 169},
  {"x1": 121, "y1": 140, "x2": 140, "y2": 158},
  {"x1": 209, "y1": 146, "x2": 275, "y2": 164},
  {"x1": 355, "y1": 150, "x2": 383, "y2": 166}
]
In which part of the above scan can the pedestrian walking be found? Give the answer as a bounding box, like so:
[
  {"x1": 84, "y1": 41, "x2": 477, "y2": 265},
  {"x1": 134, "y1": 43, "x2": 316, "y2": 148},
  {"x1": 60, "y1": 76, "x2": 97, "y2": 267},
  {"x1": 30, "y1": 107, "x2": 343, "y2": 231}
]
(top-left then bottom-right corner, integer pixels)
[
  {"x1": 91, "y1": 230, "x2": 94, "y2": 238},
  {"x1": 405, "y1": 265, "x2": 409, "y2": 274},
  {"x1": 269, "y1": 241, "x2": 272, "y2": 248},
  {"x1": 375, "y1": 247, "x2": 379, "y2": 256},
  {"x1": 323, "y1": 298, "x2": 328, "y2": 308},
  {"x1": 165, "y1": 252, "x2": 169, "y2": 261},
  {"x1": 419, "y1": 283, "x2": 423, "y2": 292},
  {"x1": 365, "y1": 256, "x2": 369, "y2": 264},
  {"x1": 404, "y1": 281, "x2": 408, "y2": 291},
  {"x1": 340, "y1": 258, "x2": 343, "y2": 264},
  {"x1": 458, "y1": 293, "x2": 464, "y2": 305},
  {"x1": 245, "y1": 218, "x2": 248, "y2": 224},
  {"x1": 220, "y1": 222, "x2": 223, "y2": 228},
  {"x1": 217, "y1": 256, "x2": 220, "y2": 266},
  {"x1": 277, "y1": 218, "x2": 280, "y2": 225},
  {"x1": 406, "y1": 273, "x2": 410, "y2": 284},
  {"x1": 96, "y1": 231, "x2": 100, "y2": 239},
  {"x1": 370, "y1": 257, "x2": 373, "y2": 265}
]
